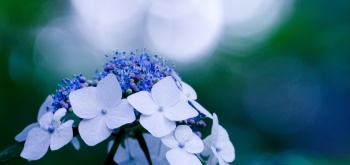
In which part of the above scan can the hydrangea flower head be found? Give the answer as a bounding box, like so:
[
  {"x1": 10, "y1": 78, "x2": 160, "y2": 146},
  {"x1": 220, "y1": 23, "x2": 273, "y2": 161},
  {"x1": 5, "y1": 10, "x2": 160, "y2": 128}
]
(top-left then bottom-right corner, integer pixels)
[
  {"x1": 11, "y1": 50, "x2": 234, "y2": 165},
  {"x1": 20, "y1": 108, "x2": 74, "y2": 160}
]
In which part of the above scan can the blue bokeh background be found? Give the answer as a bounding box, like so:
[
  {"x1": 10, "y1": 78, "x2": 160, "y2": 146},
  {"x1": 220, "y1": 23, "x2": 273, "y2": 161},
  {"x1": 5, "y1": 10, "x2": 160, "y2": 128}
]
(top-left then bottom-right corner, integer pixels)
[{"x1": 1, "y1": 0, "x2": 350, "y2": 164}]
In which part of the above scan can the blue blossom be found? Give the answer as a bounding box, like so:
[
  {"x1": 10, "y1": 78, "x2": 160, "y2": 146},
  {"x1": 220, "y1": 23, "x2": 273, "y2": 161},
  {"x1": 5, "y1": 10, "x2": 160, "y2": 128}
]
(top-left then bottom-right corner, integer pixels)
[
  {"x1": 161, "y1": 125, "x2": 204, "y2": 165},
  {"x1": 202, "y1": 113, "x2": 235, "y2": 165},
  {"x1": 20, "y1": 108, "x2": 74, "y2": 160},
  {"x1": 127, "y1": 76, "x2": 198, "y2": 137},
  {"x1": 69, "y1": 74, "x2": 135, "y2": 146}
]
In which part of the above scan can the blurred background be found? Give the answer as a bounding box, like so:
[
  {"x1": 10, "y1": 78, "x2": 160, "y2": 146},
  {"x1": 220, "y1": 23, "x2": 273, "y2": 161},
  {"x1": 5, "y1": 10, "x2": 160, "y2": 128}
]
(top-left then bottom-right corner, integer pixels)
[{"x1": 1, "y1": 0, "x2": 350, "y2": 164}]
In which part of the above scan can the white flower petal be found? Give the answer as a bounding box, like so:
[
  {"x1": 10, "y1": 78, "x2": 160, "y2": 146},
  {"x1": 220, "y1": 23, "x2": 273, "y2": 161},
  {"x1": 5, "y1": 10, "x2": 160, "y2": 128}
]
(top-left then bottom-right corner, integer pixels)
[
  {"x1": 218, "y1": 141, "x2": 235, "y2": 163},
  {"x1": 216, "y1": 126, "x2": 230, "y2": 148},
  {"x1": 151, "y1": 76, "x2": 180, "y2": 107},
  {"x1": 39, "y1": 112, "x2": 54, "y2": 130},
  {"x1": 190, "y1": 100, "x2": 213, "y2": 119},
  {"x1": 163, "y1": 100, "x2": 198, "y2": 121},
  {"x1": 15, "y1": 123, "x2": 40, "y2": 142},
  {"x1": 71, "y1": 137, "x2": 80, "y2": 150},
  {"x1": 166, "y1": 148, "x2": 201, "y2": 165},
  {"x1": 79, "y1": 115, "x2": 112, "y2": 146},
  {"x1": 140, "y1": 111, "x2": 175, "y2": 138},
  {"x1": 201, "y1": 136, "x2": 212, "y2": 158},
  {"x1": 211, "y1": 146, "x2": 228, "y2": 165},
  {"x1": 181, "y1": 82, "x2": 197, "y2": 100},
  {"x1": 37, "y1": 95, "x2": 53, "y2": 122},
  {"x1": 50, "y1": 120, "x2": 74, "y2": 150},
  {"x1": 106, "y1": 99, "x2": 135, "y2": 129},
  {"x1": 211, "y1": 113, "x2": 219, "y2": 146},
  {"x1": 69, "y1": 87, "x2": 101, "y2": 119},
  {"x1": 96, "y1": 74, "x2": 122, "y2": 109},
  {"x1": 114, "y1": 139, "x2": 132, "y2": 164},
  {"x1": 183, "y1": 132, "x2": 204, "y2": 154},
  {"x1": 53, "y1": 108, "x2": 67, "y2": 122},
  {"x1": 208, "y1": 153, "x2": 220, "y2": 165},
  {"x1": 161, "y1": 132, "x2": 178, "y2": 149},
  {"x1": 202, "y1": 135, "x2": 211, "y2": 149},
  {"x1": 20, "y1": 127, "x2": 51, "y2": 160},
  {"x1": 127, "y1": 91, "x2": 158, "y2": 115},
  {"x1": 174, "y1": 125, "x2": 193, "y2": 143}
]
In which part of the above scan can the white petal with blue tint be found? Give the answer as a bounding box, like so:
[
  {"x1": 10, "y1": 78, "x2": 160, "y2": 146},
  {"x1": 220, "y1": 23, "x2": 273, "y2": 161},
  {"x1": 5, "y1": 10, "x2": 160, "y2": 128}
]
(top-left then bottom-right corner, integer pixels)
[
  {"x1": 69, "y1": 87, "x2": 101, "y2": 119},
  {"x1": 183, "y1": 133, "x2": 204, "y2": 154},
  {"x1": 78, "y1": 115, "x2": 113, "y2": 146},
  {"x1": 162, "y1": 125, "x2": 204, "y2": 164},
  {"x1": 15, "y1": 123, "x2": 39, "y2": 142},
  {"x1": 106, "y1": 99, "x2": 135, "y2": 129},
  {"x1": 50, "y1": 120, "x2": 74, "y2": 150},
  {"x1": 181, "y1": 82, "x2": 197, "y2": 100},
  {"x1": 20, "y1": 127, "x2": 51, "y2": 160},
  {"x1": 174, "y1": 125, "x2": 193, "y2": 143},
  {"x1": 163, "y1": 100, "x2": 198, "y2": 121},
  {"x1": 166, "y1": 149, "x2": 201, "y2": 165},
  {"x1": 161, "y1": 132, "x2": 178, "y2": 149},
  {"x1": 140, "y1": 111, "x2": 176, "y2": 138},
  {"x1": 211, "y1": 146, "x2": 228, "y2": 165},
  {"x1": 211, "y1": 113, "x2": 219, "y2": 146},
  {"x1": 127, "y1": 91, "x2": 158, "y2": 115},
  {"x1": 96, "y1": 74, "x2": 122, "y2": 109},
  {"x1": 53, "y1": 108, "x2": 66, "y2": 124},
  {"x1": 151, "y1": 76, "x2": 180, "y2": 107},
  {"x1": 217, "y1": 139, "x2": 235, "y2": 163},
  {"x1": 37, "y1": 95, "x2": 53, "y2": 122},
  {"x1": 202, "y1": 113, "x2": 235, "y2": 164},
  {"x1": 39, "y1": 112, "x2": 54, "y2": 130}
]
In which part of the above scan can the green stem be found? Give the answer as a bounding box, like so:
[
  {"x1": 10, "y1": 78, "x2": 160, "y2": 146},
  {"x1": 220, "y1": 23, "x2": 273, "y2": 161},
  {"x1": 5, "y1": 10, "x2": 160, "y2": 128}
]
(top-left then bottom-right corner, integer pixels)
[
  {"x1": 0, "y1": 142, "x2": 24, "y2": 164},
  {"x1": 134, "y1": 129, "x2": 153, "y2": 165}
]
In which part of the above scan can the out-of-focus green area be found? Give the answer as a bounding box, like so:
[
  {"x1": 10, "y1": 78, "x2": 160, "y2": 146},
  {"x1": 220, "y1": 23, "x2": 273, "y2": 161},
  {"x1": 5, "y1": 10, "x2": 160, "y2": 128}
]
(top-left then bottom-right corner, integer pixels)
[{"x1": 1, "y1": 0, "x2": 350, "y2": 164}]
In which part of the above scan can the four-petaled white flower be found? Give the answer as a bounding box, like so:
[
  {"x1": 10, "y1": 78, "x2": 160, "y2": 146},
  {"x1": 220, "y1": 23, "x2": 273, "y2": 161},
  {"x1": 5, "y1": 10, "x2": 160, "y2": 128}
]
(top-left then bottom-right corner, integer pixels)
[
  {"x1": 69, "y1": 74, "x2": 136, "y2": 146},
  {"x1": 202, "y1": 113, "x2": 235, "y2": 165},
  {"x1": 127, "y1": 76, "x2": 199, "y2": 137},
  {"x1": 15, "y1": 95, "x2": 53, "y2": 142},
  {"x1": 20, "y1": 108, "x2": 74, "y2": 160},
  {"x1": 172, "y1": 72, "x2": 213, "y2": 119},
  {"x1": 161, "y1": 125, "x2": 204, "y2": 165},
  {"x1": 109, "y1": 133, "x2": 169, "y2": 165}
]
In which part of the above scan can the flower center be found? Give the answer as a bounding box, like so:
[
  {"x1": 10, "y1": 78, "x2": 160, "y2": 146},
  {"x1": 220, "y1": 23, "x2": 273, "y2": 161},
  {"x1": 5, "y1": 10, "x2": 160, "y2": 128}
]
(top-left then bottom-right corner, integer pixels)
[
  {"x1": 47, "y1": 126, "x2": 55, "y2": 134},
  {"x1": 178, "y1": 142, "x2": 185, "y2": 148},
  {"x1": 101, "y1": 109, "x2": 107, "y2": 115},
  {"x1": 216, "y1": 147, "x2": 221, "y2": 152},
  {"x1": 158, "y1": 106, "x2": 164, "y2": 112}
]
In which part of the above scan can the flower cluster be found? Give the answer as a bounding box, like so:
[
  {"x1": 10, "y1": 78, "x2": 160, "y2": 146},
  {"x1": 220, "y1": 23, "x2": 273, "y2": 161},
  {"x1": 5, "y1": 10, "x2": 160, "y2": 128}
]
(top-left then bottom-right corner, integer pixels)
[{"x1": 15, "y1": 51, "x2": 235, "y2": 164}]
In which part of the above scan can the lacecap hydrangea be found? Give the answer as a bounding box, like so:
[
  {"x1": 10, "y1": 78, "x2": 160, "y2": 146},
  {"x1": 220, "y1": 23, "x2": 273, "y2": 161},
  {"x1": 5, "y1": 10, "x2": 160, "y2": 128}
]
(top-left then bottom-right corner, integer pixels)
[{"x1": 15, "y1": 50, "x2": 235, "y2": 165}]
